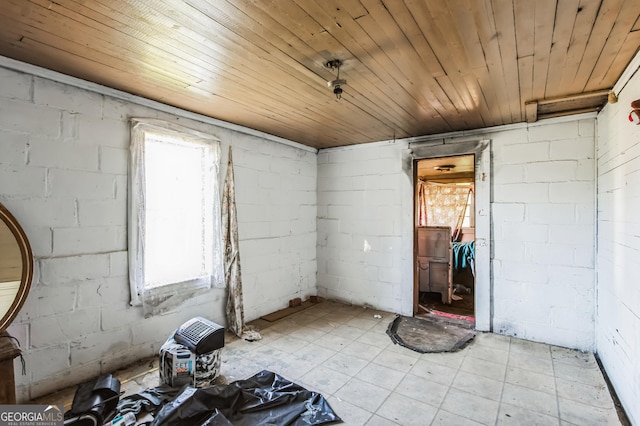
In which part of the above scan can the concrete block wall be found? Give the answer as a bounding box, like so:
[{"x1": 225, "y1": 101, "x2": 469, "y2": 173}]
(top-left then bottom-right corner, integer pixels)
[
  {"x1": 317, "y1": 117, "x2": 596, "y2": 351},
  {"x1": 317, "y1": 143, "x2": 408, "y2": 313},
  {"x1": 595, "y1": 65, "x2": 640, "y2": 425},
  {"x1": 491, "y1": 120, "x2": 596, "y2": 350},
  {"x1": 0, "y1": 65, "x2": 317, "y2": 401}
]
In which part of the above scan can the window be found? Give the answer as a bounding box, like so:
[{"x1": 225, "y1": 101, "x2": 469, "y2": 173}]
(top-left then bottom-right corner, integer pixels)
[
  {"x1": 461, "y1": 186, "x2": 475, "y2": 228},
  {"x1": 129, "y1": 119, "x2": 223, "y2": 316}
]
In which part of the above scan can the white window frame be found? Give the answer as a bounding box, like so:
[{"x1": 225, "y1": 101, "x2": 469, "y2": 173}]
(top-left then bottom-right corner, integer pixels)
[{"x1": 129, "y1": 119, "x2": 224, "y2": 315}]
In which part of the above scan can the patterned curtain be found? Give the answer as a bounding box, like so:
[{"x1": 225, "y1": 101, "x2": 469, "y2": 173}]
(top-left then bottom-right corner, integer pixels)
[
  {"x1": 223, "y1": 147, "x2": 261, "y2": 341},
  {"x1": 417, "y1": 181, "x2": 471, "y2": 238}
]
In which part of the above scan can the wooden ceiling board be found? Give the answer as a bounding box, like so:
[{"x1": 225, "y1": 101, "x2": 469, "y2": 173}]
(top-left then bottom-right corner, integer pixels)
[
  {"x1": 312, "y1": 0, "x2": 454, "y2": 133},
  {"x1": 586, "y1": 0, "x2": 640, "y2": 91},
  {"x1": 569, "y1": 0, "x2": 624, "y2": 94},
  {"x1": 532, "y1": 0, "x2": 557, "y2": 101},
  {"x1": 143, "y1": 0, "x2": 396, "y2": 144},
  {"x1": 601, "y1": 30, "x2": 640, "y2": 87},
  {"x1": 1, "y1": 0, "x2": 639, "y2": 148},
  {"x1": 2, "y1": 3, "x2": 206, "y2": 91},
  {"x1": 202, "y1": 0, "x2": 416, "y2": 142},
  {"x1": 514, "y1": 0, "x2": 535, "y2": 111},
  {"x1": 491, "y1": 0, "x2": 522, "y2": 123},
  {"x1": 422, "y1": 1, "x2": 487, "y2": 126},
  {"x1": 469, "y1": 0, "x2": 512, "y2": 125},
  {"x1": 544, "y1": 0, "x2": 580, "y2": 97},
  {"x1": 265, "y1": 0, "x2": 418, "y2": 133}
]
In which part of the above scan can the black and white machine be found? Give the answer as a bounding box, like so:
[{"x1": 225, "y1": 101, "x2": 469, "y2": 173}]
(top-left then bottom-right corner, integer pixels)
[
  {"x1": 173, "y1": 317, "x2": 225, "y2": 355},
  {"x1": 160, "y1": 317, "x2": 225, "y2": 388}
]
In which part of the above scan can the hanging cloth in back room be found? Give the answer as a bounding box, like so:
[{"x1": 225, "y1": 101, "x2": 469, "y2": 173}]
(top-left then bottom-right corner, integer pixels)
[{"x1": 222, "y1": 146, "x2": 261, "y2": 341}]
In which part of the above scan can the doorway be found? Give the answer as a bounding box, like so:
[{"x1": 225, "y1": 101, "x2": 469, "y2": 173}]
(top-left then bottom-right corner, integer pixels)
[{"x1": 414, "y1": 154, "x2": 476, "y2": 320}]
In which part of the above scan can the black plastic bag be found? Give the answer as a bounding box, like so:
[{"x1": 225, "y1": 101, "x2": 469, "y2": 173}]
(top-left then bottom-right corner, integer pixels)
[
  {"x1": 151, "y1": 370, "x2": 341, "y2": 426},
  {"x1": 64, "y1": 374, "x2": 121, "y2": 425}
]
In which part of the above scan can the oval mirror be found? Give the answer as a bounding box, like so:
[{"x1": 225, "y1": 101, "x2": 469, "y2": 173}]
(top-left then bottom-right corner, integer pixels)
[{"x1": 0, "y1": 202, "x2": 33, "y2": 332}]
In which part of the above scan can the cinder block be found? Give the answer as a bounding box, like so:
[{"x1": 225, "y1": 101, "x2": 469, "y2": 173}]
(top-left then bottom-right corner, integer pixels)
[
  {"x1": 28, "y1": 344, "x2": 70, "y2": 378},
  {"x1": 28, "y1": 360, "x2": 102, "y2": 400},
  {"x1": 0, "y1": 99, "x2": 61, "y2": 137},
  {"x1": 573, "y1": 246, "x2": 595, "y2": 268},
  {"x1": 34, "y1": 78, "x2": 103, "y2": 116},
  {"x1": 130, "y1": 310, "x2": 185, "y2": 346},
  {"x1": 0, "y1": 67, "x2": 32, "y2": 101},
  {"x1": 500, "y1": 222, "x2": 548, "y2": 243},
  {"x1": 547, "y1": 265, "x2": 595, "y2": 288},
  {"x1": 19, "y1": 227, "x2": 52, "y2": 257},
  {"x1": 100, "y1": 146, "x2": 129, "y2": 175},
  {"x1": 16, "y1": 282, "x2": 76, "y2": 320},
  {"x1": 100, "y1": 305, "x2": 141, "y2": 331},
  {"x1": 364, "y1": 174, "x2": 399, "y2": 191},
  {"x1": 575, "y1": 159, "x2": 595, "y2": 181},
  {"x1": 99, "y1": 343, "x2": 156, "y2": 374},
  {"x1": 61, "y1": 111, "x2": 78, "y2": 140},
  {"x1": 28, "y1": 138, "x2": 99, "y2": 171},
  {"x1": 78, "y1": 198, "x2": 126, "y2": 227},
  {"x1": 109, "y1": 251, "x2": 128, "y2": 277},
  {"x1": 528, "y1": 120, "x2": 579, "y2": 142},
  {"x1": 238, "y1": 150, "x2": 272, "y2": 172},
  {"x1": 524, "y1": 161, "x2": 578, "y2": 183},
  {"x1": 52, "y1": 225, "x2": 126, "y2": 255},
  {"x1": 328, "y1": 148, "x2": 356, "y2": 163},
  {"x1": 40, "y1": 254, "x2": 110, "y2": 284},
  {"x1": 3, "y1": 197, "x2": 76, "y2": 229},
  {"x1": 492, "y1": 203, "x2": 525, "y2": 223},
  {"x1": 378, "y1": 266, "x2": 401, "y2": 284},
  {"x1": 493, "y1": 241, "x2": 525, "y2": 262},
  {"x1": 494, "y1": 183, "x2": 549, "y2": 203},
  {"x1": 524, "y1": 242, "x2": 575, "y2": 266},
  {"x1": 548, "y1": 224, "x2": 594, "y2": 245},
  {"x1": 550, "y1": 137, "x2": 594, "y2": 160},
  {"x1": 48, "y1": 168, "x2": 116, "y2": 199},
  {"x1": 359, "y1": 144, "x2": 399, "y2": 161},
  {"x1": 76, "y1": 277, "x2": 129, "y2": 308},
  {"x1": 498, "y1": 141, "x2": 549, "y2": 164},
  {"x1": 6, "y1": 322, "x2": 29, "y2": 349},
  {"x1": 549, "y1": 182, "x2": 594, "y2": 203},
  {"x1": 349, "y1": 158, "x2": 398, "y2": 177},
  {"x1": 494, "y1": 164, "x2": 524, "y2": 184},
  {"x1": 70, "y1": 328, "x2": 131, "y2": 366},
  {"x1": 0, "y1": 131, "x2": 28, "y2": 166},
  {"x1": 61, "y1": 308, "x2": 101, "y2": 338},
  {"x1": 501, "y1": 261, "x2": 549, "y2": 284},
  {"x1": 527, "y1": 203, "x2": 575, "y2": 225},
  {"x1": 77, "y1": 116, "x2": 129, "y2": 148},
  {"x1": 365, "y1": 189, "x2": 398, "y2": 206},
  {"x1": 102, "y1": 96, "x2": 157, "y2": 120},
  {"x1": 0, "y1": 165, "x2": 46, "y2": 197},
  {"x1": 578, "y1": 119, "x2": 596, "y2": 137},
  {"x1": 29, "y1": 316, "x2": 66, "y2": 348}
]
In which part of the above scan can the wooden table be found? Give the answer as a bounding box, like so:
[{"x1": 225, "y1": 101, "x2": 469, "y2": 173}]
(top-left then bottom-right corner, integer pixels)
[{"x1": 0, "y1": 331, "x2": 21, "y2": 403}]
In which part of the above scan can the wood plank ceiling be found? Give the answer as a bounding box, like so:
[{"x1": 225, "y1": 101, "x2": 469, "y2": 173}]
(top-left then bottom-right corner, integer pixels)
[{"x1": 0, "y1": 0, "x2": 639, "y2": 149}]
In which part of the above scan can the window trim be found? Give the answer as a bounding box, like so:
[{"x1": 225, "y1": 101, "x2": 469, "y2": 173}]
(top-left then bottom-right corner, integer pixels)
[{"x1": 128, "y1": 119, "x2": 224, "y2": 314}]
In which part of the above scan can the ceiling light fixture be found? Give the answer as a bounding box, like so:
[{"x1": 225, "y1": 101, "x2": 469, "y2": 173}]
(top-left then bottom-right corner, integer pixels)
[
  {"x1": 326, "y1": 59, "x2": 347, "y2": 100},
  {"x1": 434, "y1": 165, "x2": 456, "y2": 172}
]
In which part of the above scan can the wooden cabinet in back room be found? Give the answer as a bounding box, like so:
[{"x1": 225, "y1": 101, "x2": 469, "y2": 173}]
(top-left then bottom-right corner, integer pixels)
[{"x1": 416, "y1": 226, "x2": 452, "y2": 304}]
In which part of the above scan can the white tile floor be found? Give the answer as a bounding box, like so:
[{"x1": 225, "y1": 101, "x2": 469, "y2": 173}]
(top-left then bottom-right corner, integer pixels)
[{"x1": 122, "y1": 300, "x2": 622, "y2": 425}]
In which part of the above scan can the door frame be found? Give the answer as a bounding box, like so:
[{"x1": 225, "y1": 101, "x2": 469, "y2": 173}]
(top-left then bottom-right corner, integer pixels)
[{"x1": 405, "y1": 139, "x2": 492, "y2": 331}]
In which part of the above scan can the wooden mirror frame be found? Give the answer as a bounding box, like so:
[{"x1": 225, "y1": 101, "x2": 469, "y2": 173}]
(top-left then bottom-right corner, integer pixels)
[{"x1": 0, "y1": 203, "x2": 33, "y2": 332}]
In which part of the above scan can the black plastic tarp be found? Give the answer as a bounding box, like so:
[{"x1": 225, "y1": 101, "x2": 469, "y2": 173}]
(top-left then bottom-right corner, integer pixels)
[{"x1": 148, "y1": 370, "x2": 340, "y2": 426}]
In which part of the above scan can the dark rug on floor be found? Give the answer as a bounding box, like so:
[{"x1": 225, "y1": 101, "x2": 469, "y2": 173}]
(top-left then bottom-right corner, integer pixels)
[{"x1": 386, "y1": 315, "x2": 476, "y2": 353}]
